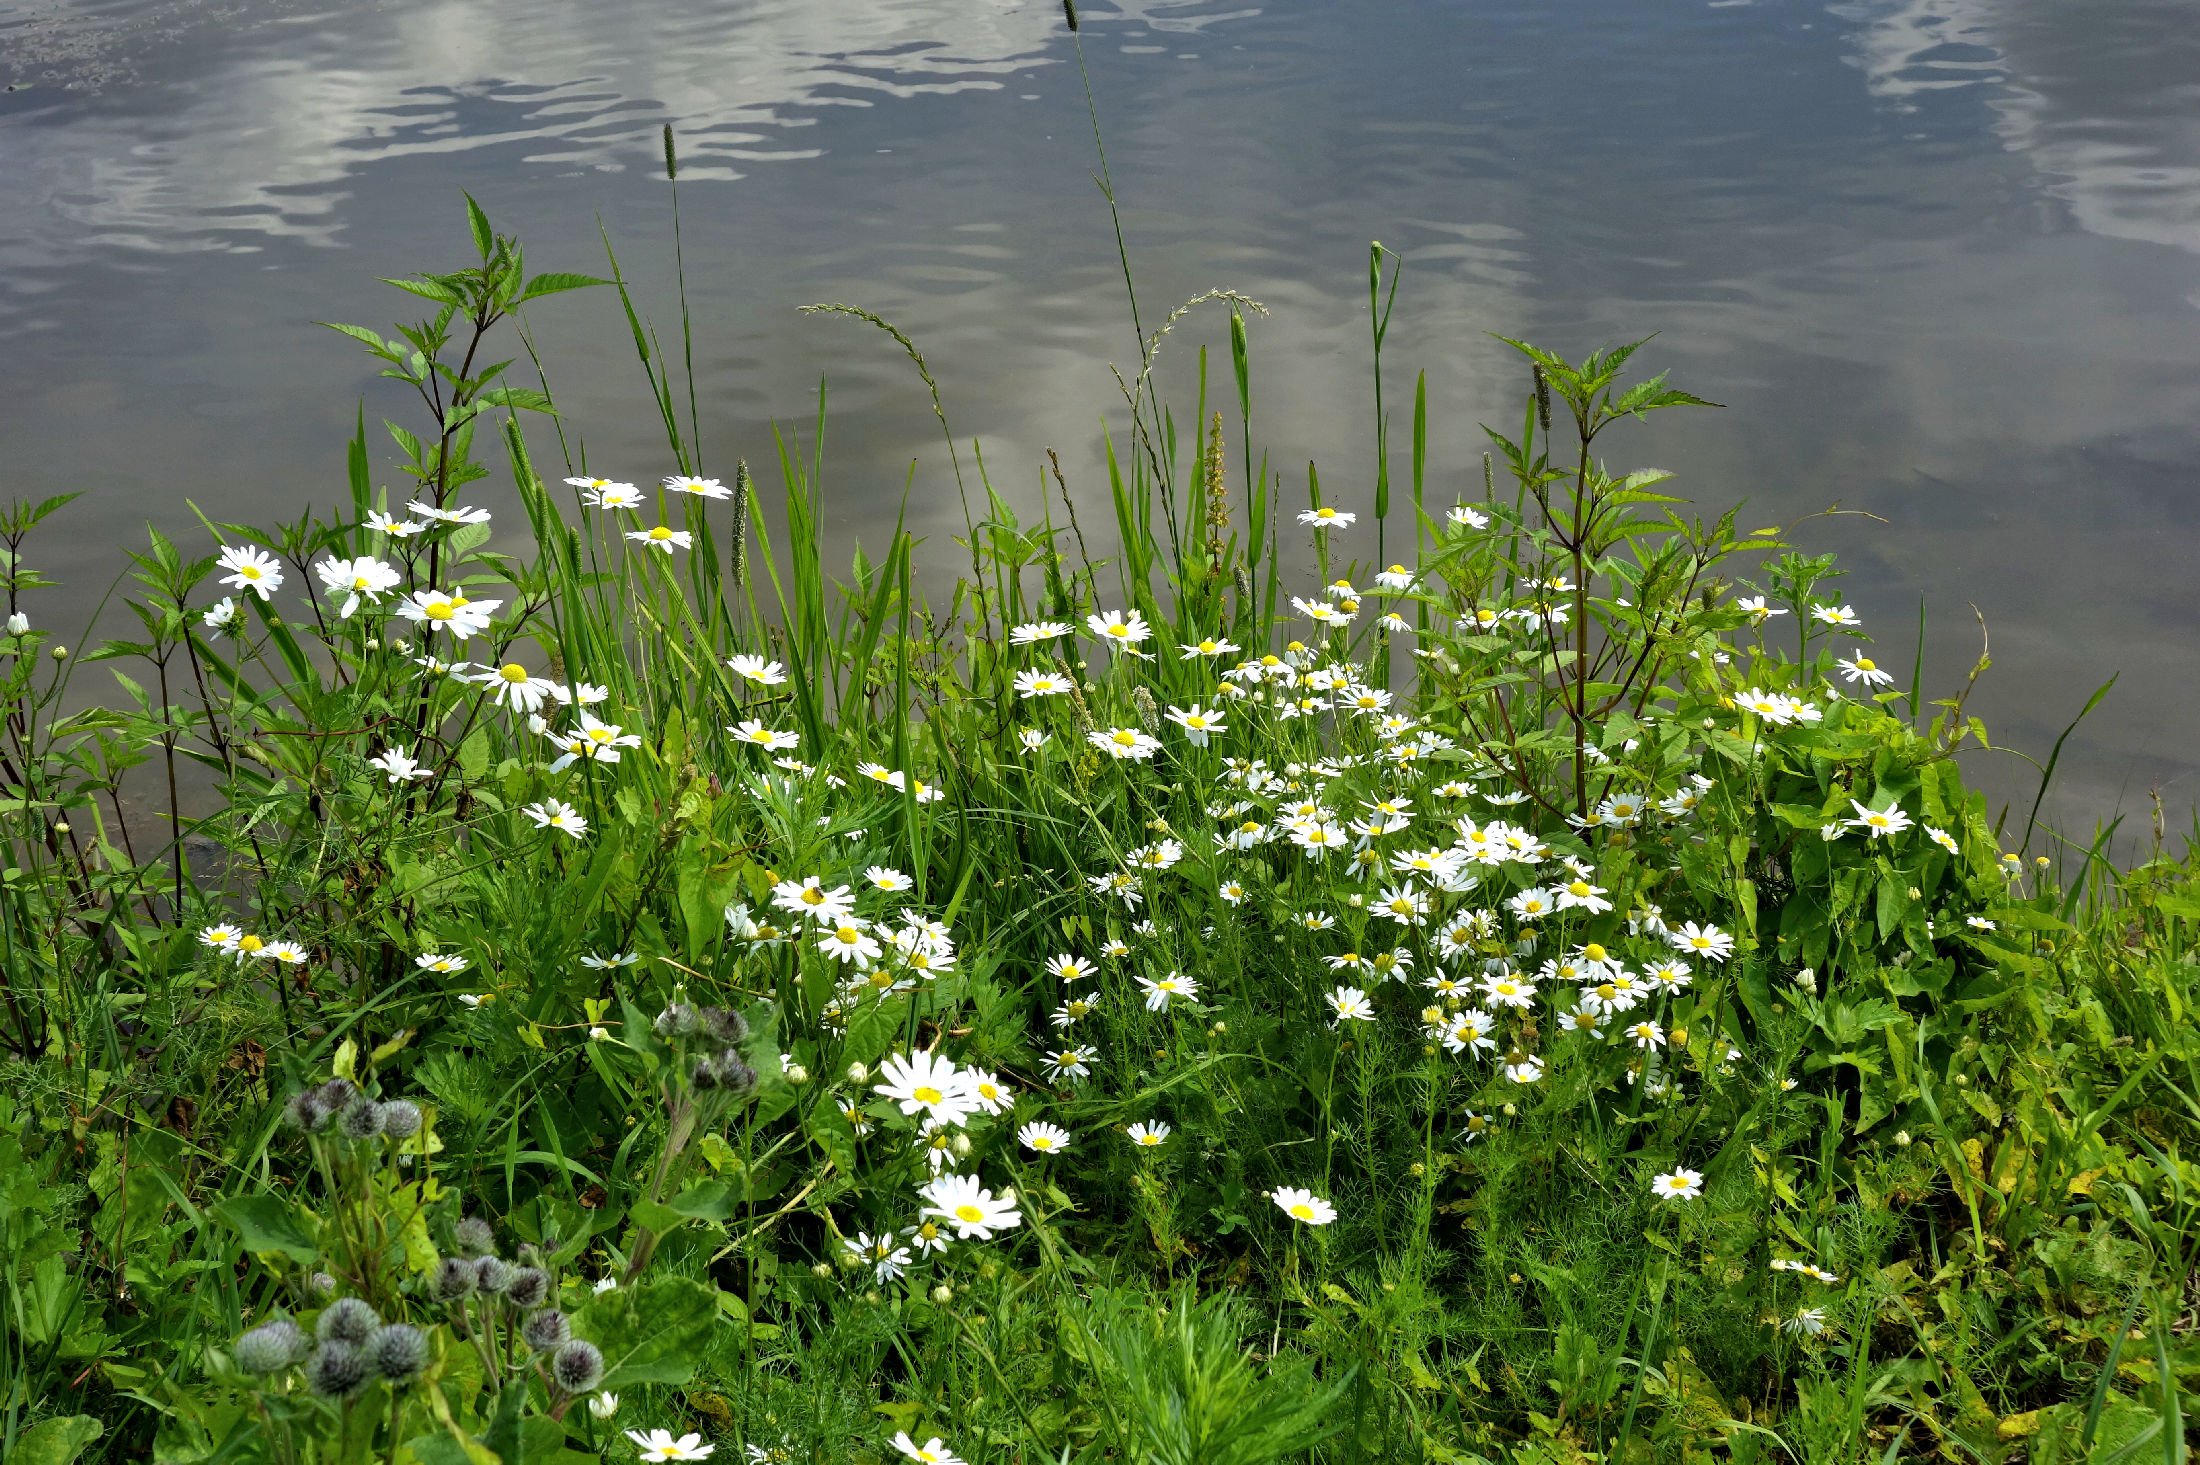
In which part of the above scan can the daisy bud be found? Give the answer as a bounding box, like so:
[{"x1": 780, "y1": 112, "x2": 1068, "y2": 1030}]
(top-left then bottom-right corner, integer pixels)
[
  {"x1": 1895, "y1": 1130, "x2": 1912, "y2": 1147},
  {"x1": 453, "y1": 1216, "x2": 496, "y2": 1256},
  {"x1": 811, "y1": 1262, "x2": 833, "y2": 1278},
  {"x1": 931, "y1": 1284, "x2": 954, "y2": 1304},
  {"x1": 433, "y1": 1256, "x2": 477, "y2": 1302},
  {"x1": 316, "y1": 1297, "x2": 380, "y2": 1346},
  {"x1": 5, "y1": 612, "x2": 26, "y2": 636},
  {"x1": 309, "y1": 1272, "x2": 338, "y2": 1298},
  {"x1": 368, "y1": 1324, "x2": 428, "y2": 1383},
  {"x1": 306, "y1": 1342, "x2": 369, "y2": 1398},
  {"x1": 50, "y1": 644, "x2": 67, "y2": 660},
  {"x1": 845, "y1": 1062, "x2": 869, "y2": 1084},
  {"x1": 520, "y1": 1308, "x2": 570, "y2": 1352},
  {"x1": 586, "y1": 1388, "x2": 620, "y2": 1419},
  {"x1": 235, "y1": 1318, "x2": 309, "y2": 1374},
  {"x1": 552, "y1": 1339, "x2": 604, "y2": 1394},
  {"x1": 378, "y1": 1099, "x2": 422, "y2": 1139},
  {"x1": 782, "y1": 1062, "x2": 808, "y2": 1085},
  {"x1": 950, "y1": 1134, "x2": 972, "y2": 1159},
  {"x1": 504, "y1": 1266, "x2": 551, "y2": 1311}
]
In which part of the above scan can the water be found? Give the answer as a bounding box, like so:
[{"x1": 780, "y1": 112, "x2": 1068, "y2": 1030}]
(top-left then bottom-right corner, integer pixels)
[{"x1": 4, "y1": 0, "x2": 2199, "y2": 838}]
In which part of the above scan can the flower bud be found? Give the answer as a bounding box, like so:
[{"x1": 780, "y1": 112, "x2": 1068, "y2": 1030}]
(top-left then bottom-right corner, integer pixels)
[
  {"x1": 368, "y1": 1324, "x2": 429, "y2": 1383},
  {"x1": 521, "y1": 1308, "x2": 571, "y2": 1352},
  {"x1": 307, "y1": 1341, "x2": 370, "y2": 1398},
  {"x1": 586, "y1": 1388, "x2": 620, "y2": 1419},
  {"x1": 453, "y1": 1216, "x2": 495, "y2": 1256},
  {"x1": 235, "y1": 1318, "x2": 308, "y2": 1374},
  {"x1": 930, "y1": 1284, "x2": 953, "y2": 1304},
  {"x1": 339, "y1": 1099, "x2": 386, "y2": 1141},
  {"x1": 474, "y1": 1256, "x2": 514, "y2": 1295},
  {"x1": 6, "y1": 612, "x2": 27, "y2": 636},
  {"x1": 782, "y1": 1062, "x2": 808, "y2": 1085},
  {"x1": 377, "y1": 1099, "x2": 422, "y2": 1139},
  {"x1": 433, "y1": 1256, "x2": 477, "y2": 1302},
  {"x1": 552, "y1": 1340, "x2": 604, "y2": 1394},
  {"x1": 845, "y1": 1062, "x2": 869, "y2": 1084},
  {"x1": 504, "y1": 1266, "x2": 550, "y2": 1311},
  {"x1": 316, "y1": 1297, "x2": 380, "y2": 1346}
]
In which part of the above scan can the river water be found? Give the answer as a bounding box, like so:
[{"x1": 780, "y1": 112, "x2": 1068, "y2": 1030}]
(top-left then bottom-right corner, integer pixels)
[{"x1": 4, "y1": 0, "x2": 2198, "y2": 839}]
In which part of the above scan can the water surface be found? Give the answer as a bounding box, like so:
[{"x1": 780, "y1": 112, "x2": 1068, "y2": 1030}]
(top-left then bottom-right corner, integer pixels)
[{"x1": 4, "y1": 0, "x2": 2199, "y2": 836}]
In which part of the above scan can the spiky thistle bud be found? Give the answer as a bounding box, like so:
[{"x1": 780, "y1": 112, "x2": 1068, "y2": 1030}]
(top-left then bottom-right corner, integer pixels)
[
  {"x1": 368, "y1": 1324, "x2": 429, "y2": 1384},
  {"x1": 453, "y1": 1217, "x2": 495, "y2": 1256},
  {"x1": 473, "y1": 1256, "x2": 514, "y2": 1296},
  {"x1": 552, "y1": 1339, "x2": 605, "y2": 1395},
  {"x1": 521, "y1": 1309, "x2": 571, "y2": 1352},
  {"x1": 505, "y1": 1266, "x2": 551, "y2": 1311},
  {"x1": 654, "y1": 1002, "x2": 699, "y2": 1040},
  {"x1": 315, "y1": 1078, "x2": 360, "y2": 1113},
  {"x1": 283, "y1": 1090, "x2": 327, "y2": 1132},
  {"x1": 339, "y1": 1098, "x2": 385, "y2": 1141},
  {"x1": 377, "y1": 1099, "x2": 422, "y2": 1139},
  {"x1": 317, "y1": 1297, "x2": 380, "y2": 1346},
  {"x1": 306, "y1": 1341, "x2": 369, "y2": 1399},
  {"x1": 235, "y1": 1318, "x2": 308, "y2": 1374},
  {"x1": 433, "y1": 1256, "x2": 477, "y2": 1302},
  {"x1": 700, "y1": 1006, "x2": 749, "y2": 1045}
]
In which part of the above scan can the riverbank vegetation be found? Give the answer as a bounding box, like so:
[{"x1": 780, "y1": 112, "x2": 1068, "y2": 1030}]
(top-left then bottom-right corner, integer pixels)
[{"x1": 2, "y1": 32, "x2": 2196, "y2": 1463}]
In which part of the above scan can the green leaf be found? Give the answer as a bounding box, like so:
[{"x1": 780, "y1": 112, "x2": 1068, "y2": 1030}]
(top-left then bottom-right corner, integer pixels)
[
  {"x1": 211, "y1": 1194, "x2": 318, "y2": 1262},
  {"x1": 574, "y1": 1276, "x2": 720, "y2": 1391},
  {"x1": 465, "y1": 194, "x2": 494, "y2": 258},
  {"x1": 11, "y1": 1416, "x2": 103, "y2": 1465},
  {"x1": 517, "y1": 272, "x2": 609, "y2": 304}
]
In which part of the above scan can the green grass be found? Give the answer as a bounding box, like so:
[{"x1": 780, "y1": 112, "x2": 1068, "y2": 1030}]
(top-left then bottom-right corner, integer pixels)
[{"x1": 0, "y1": 53, "x2": 2196, "y2": 1465}]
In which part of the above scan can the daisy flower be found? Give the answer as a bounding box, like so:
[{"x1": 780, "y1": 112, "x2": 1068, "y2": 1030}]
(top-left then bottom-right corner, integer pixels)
[
  {"x1": 1014, "y1": 668, "x2": 1072, "y2": 699},
  {"x1": 1165, "y1": 705, "x2": 1227, "y2": 745},
  {"x1": 1651, "y1": 1168, "x2": 1703, "y2": 1201},
  {"x1": 1041, "y1": 1045, "x2": 1095, "y2": 1083},
  {"x1": 1847, "y1": 799, "x2": 1912, "y2": 839},
  {"x1": 918, "y1": 1174, "x2": 1020, "y2": 1240},
  {"x1": 415, "y1": 951, "x2": 468, "y2": 975},
  {"x1": 1089, "y1": 727, "x2": 1162, "y2": 761},
  {"x1": 662, "y1": 474, "x2": 731, "y2": 499},
  {"x1": 889, "y1": 1435, "x2": 967, "y2": 1465},
  {"x1": 216, "y1": 545, "x2": 285, "y2": 600},
  {"x1": 313, "y1": 556, "x2": 401, "y2": 618},
  {"x1": 471, "y1": 661, "x2": 559, "y2": 713},
  {"x1": 365, "y1": 509, "x2": 425, "y2": 537},
  {"x1": 1009, "y1": 621, "x2": 1071, "y2": 645},
  {"x1": 397, "y1": 589, "x2": 500, "y2": 639},
  {"x1": 522, "y1": 799, "x2": 589, "y2": 839},
  {"x1": 1134, "y1": 971, "x2": 1199, "y2": 1011},
  {"x1": 1298, "y1": 505, "x2": 1355, "y2": 529},
  {"x1": 728, "y1": 720, "x2": 799, "y2": 752},
  {"x1": 1125, "y1": 1121, "x2": 1171, "y2": 1148},
  {"x1": 1326, "y1": 985, "x2": 1375, "y2": 1023},
  {"x1": 726, "y1": 654, "x2": 787, "y2": 686},
  {"x1": 367, "y1": 746, "x2": 430, "y2": 783},
  {"x1": 625, "y1": 1429, "x2": 715, "y2": 1460},
  {"x1": 1657, "y1": 922, "x2": 1729, "y2": 962},
  {"x1": 1270, "y1": 1187, "x2": 1337, "y2": 1225},
  {"x1": 626, "y1": 525, "x2": 693, "y2": 554},
  {"x1": 1084, "y1": 609, "x2": 1151, "y2": 650},
  {"x1": 567, "y1": 476, "x2": 642, "y2": 508},
  {"x1": 407, "y1": 501, "x2": 491, "y2": 525},
  {"x1": 201, "y1": 596, "x2": 242, "y2": 637},
  {"x1": 1810, "y1": 603, "x2": 1861, "y2": 628},
  {"x1": 1836, "y1": 654, "x2": 1893, "y2": 688},
  {"x1": 1017, "y1": 1121, "x2": 1072, "y2": 1154}
]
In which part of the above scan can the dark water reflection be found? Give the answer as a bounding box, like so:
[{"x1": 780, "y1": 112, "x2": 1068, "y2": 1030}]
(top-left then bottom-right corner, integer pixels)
[{"x1": 3, "y1": 0, "x2": 2199, "y2": 837}]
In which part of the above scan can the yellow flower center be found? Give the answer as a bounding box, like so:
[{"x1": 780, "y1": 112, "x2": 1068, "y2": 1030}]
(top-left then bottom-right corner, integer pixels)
[
  {"x1": 912, "y1": 1085, "x2": 943, "y2": 1105},
  {"x1": 1289, "y1": 1203, "x2": 1314, "y2": 1219},
  {"x1": 238, "y1": 934, "x2": 264, "y2": 953},
  {"x1": 1855, "y1": 656, "x2": 1876, "y2": 671},
  {"x1": 954, "y1": 1205, "x2": 984, "y2": 1223},
  {"x1": 426, "y1": 601, "x2": 454, "y2": 620},
  {"x1": 1583, "y1": 943, "x2": 1607, "y2": 962},
  {"x1": 649, "y1": 526, "x2": 673, "y2": 541},
  {"x1": 1569, "y1": 881, "x2": 1592, "y2": 897},
  {"x1": 499, "y1": 663, "x2": 529, "y2": 683}
]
